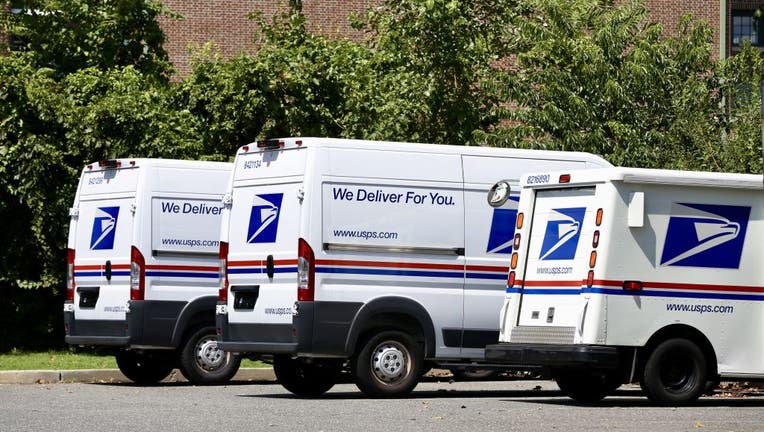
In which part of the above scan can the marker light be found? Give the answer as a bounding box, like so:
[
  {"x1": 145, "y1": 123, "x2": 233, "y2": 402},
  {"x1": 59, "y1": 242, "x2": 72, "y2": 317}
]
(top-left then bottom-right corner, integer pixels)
[
  {"x1": 596, "y1": 208, "x2": 604, "y2": 226},
  {"x1": 513, "y1": 233, "x2": 522, "y2": 250},
  {"x1": 559, "y1": 174, "x2": 571, "y2": 183},
  {"x1": 218, "y1": 241, "x2": 229, "y2": 302},
  {"x1": 507, "y1": 271, "x2": 516, "y2": 288},
  {"x1": 516, "y1": 213, "x2": 524, "y2": 229},
  {"x1": 592, "y1": 230, "x2": 600, "y2": 248},
  {"x1": 510, "y1": 252, "x2": 519, "y2": 270},
  {"x1": 589, "y1": 251, "x2": 597, "y2": 268},
  {"x1": 622, "y1": 280, "x2": 643, "y2": 292},
  {"x1": 66, "y1": 248, "x2": 75, "y2": 302},
  {"x1": 586, "y1": 270, "x2": 594, "y2": 288}
]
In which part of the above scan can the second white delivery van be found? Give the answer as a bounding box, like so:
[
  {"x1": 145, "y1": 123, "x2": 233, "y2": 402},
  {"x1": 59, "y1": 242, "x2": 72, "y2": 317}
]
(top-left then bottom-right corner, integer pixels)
[{"x1": 216, "y1": 137, "x2": 612, "y2": 397}]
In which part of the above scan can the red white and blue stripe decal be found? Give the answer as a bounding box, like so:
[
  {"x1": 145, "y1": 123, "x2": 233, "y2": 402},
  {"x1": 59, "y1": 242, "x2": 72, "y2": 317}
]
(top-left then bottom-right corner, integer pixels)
[
  {"x1": 74, "y1": 264, "x2": 219, "y2": 279},
  {"x1": 509, "y1": 279, "x2": 764, "y2": 301},
  {"x1": 227, "y1": 259, "x2": 298, "y2": 275},
  {"x1": 314, "y1": 259, "x2": 507, "y2": 281}
]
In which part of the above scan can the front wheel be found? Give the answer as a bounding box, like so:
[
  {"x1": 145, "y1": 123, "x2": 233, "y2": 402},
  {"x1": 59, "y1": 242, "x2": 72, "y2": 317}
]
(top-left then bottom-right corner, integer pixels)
[
  {"x1": 273, "y1": 355, "x2": 341, "y2": 397},
  {"x1": 352, "y1": 330, "x2": 423, "y2": 398},
  {"x1": 179, "y1": 325, "x2": 241, "y2": 385},
  {"x1": 554, "y1": 369, "x2": 622, "y2": 403},
  {"x1": 115, "y1": 350, "x2": 175, "y2": 385},
  {"x1": 642, "y1": 338, "x2": 707, "y2": 405}
]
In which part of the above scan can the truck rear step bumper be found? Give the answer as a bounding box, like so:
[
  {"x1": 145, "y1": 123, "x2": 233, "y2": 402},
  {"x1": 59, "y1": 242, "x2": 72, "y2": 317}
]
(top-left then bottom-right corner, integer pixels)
[{"x1": 485, "y1": 343, "x2": 620, "y2": 368}]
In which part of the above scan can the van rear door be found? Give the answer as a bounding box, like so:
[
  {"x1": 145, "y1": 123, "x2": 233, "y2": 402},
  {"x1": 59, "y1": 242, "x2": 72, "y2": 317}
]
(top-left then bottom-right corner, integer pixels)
[
  {"x1": 224, "y1": 142, "x2": 306, "y2": 346},
  {"x1": 71, "y1": 165, "x2": 137, "y2": 323},
  {"x1": 516, "y1": 187, "x2": 597, "y2": 332}
]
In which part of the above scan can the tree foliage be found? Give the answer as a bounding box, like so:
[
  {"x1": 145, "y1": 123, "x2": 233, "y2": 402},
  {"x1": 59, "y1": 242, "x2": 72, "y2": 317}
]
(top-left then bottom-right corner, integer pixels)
[{"x1": 479, "y1": 0, "x2": 763, "y2": 172}]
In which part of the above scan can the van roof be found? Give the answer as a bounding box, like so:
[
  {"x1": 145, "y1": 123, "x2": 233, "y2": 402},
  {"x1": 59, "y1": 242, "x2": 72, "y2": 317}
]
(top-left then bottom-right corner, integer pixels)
[
  {"x1": 82, "y1": 158, "x2": 231, "y2": 173},
  {"x1": 238, "y1": 137, "x2": 612, "y2": 165},
  {"x1": 521, "y1": 167, "x2": 764, "y2": 190}
]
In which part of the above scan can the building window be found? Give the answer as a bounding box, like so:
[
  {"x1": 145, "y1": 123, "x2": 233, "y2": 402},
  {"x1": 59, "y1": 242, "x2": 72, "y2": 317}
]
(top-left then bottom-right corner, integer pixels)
[{"x1": 732, "y1": 10, "x2": 761, "y2": 46}]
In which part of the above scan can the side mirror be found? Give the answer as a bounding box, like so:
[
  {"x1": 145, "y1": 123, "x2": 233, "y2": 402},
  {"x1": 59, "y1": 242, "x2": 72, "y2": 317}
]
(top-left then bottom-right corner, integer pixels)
[{"x1": 487, "y1": 180, "x2": 512, "y2": 207}]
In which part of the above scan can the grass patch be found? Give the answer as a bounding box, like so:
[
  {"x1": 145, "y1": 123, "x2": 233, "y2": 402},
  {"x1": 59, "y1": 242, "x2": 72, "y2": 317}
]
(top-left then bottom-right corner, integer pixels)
[{"x1": 0, "y1": 349, "x2": 269, "y2": 370}]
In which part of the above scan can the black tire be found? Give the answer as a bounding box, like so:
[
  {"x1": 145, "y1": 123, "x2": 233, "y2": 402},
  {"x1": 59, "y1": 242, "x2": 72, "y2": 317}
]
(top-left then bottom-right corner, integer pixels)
[
  {"x1": 642, "y1": 338, "x2": 707, "y2": 405},
  {"x1": 178, "y1": 325, "x2": 241, "y2": 385},
  {"x1": 115, "y1": 350, "x2": 175, "y2": 385},
  {"x1": 352, "y1": 330, "x2": 423, "y2": 398},
  {"x1": 273, "y1": 355, "x2": 341, "y2": 397},
  {"x1": 450, "y1": 368, "x2": 498, "y2": 381},
  {"x1": 554, "y1": 369, "x2": 622, "y2": 403}
]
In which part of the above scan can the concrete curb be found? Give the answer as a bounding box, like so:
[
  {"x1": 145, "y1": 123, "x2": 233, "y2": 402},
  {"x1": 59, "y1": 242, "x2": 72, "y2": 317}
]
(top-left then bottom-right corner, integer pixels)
[{"x1": 0, "y1": 368, "x2": 276, "y2": 385}]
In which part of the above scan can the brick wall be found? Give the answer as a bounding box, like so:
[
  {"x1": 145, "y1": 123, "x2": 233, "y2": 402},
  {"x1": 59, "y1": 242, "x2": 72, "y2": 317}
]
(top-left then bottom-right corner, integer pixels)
[
  {"x1": 159, "y1": 0, "x2": 378, "y2": 76},
  {"x1": 645, "y1": 0, "x2": 721, "y2": 58}
]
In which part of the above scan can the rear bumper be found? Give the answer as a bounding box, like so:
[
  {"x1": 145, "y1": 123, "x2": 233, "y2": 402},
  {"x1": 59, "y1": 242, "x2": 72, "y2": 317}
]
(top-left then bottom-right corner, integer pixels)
[
  {"x1": 216, "y1": 309, "x2": 297, "y2": 354},
  {"x1": 484, "y1": 343, "x2": 620, "y2": 369}
]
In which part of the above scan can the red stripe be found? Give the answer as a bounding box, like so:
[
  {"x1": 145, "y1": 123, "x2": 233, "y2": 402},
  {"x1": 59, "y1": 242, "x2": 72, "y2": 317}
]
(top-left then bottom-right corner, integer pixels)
[
  {"x1": 467, "y1": 264, "x2": 508, "y2": 273},
  {"x1": 145, "y1": 264, "x2": 218, "y2": 271},
  {"x1": 521, "y1": 279, "x2": 764, "y2": 293},
  {"x1": 316, "y1": 259, "x2": 463, "y2": 271},
  {"x1": 228, "y1": 259, "x2": 298, "y2": 267},
  {"x1": 74, "y1": 264, "x2": 130, "y2": 270}
]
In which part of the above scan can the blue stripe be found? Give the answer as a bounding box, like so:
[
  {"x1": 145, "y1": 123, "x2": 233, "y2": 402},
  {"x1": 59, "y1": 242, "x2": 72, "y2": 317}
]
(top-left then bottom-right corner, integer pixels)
[
  {"x1": 228, "y1": 267, "x2": 296, "y2": 275},
  {"x1": 145, "y1": 271, "x2": 218, "y2": 279},
  {"x1": 316, "y1": 267, "x2": 463, "y2": 279},
  {"x1": 506, "y1": 285, "x2": 764, "y2": 302},
  {"x1": 466, "y1": 272, "x2": 507, "y2": 280},
  {"x1": 75, "y1": 271, "x2": 130, "y2": 277}
]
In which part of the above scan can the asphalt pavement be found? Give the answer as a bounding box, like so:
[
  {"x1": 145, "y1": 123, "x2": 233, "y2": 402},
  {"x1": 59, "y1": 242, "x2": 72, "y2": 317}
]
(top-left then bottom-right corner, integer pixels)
[{"x1": 0, "y1": 367, "x2": 276, "y2": 385}]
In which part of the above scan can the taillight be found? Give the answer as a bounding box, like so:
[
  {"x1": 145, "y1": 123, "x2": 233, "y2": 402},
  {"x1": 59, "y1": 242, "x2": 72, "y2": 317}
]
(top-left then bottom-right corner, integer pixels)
[
  {"x1": 66, "y1": 248, "x2": 75, "y2": 302},
  {"x1": 297, "y1": 238, "x2": 315, "y2": 301},
  {"x1": 130, "y1": 246, "x2": 145, "y2": 301},
  {"x1": 218, "y1": 241, "x2": 229, "y2": 302}
]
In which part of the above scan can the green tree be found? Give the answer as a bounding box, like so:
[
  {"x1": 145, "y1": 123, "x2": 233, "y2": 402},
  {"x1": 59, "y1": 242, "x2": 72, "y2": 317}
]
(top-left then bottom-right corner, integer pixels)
[
  {"x1": 480, "y1": 0, "x2": 763, "y2": 173},
  {"x1": 0, "y1": 0, "x2": 171, "y2": 80}
]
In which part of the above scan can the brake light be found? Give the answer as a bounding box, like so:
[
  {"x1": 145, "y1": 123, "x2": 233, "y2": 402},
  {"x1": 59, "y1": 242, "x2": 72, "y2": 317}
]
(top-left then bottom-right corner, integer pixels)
[
  {"x1": 218, "y1": 242, "x2": 229, "y2": 302},
  {"x1": 130, "y1": 246, "x2": 145, "y2": 301},
  {"x1": 297, "y1": 238, "x2": 315, "y2": 301},
  {"x1": 66, "y1": 248, "x2": 75, "y2": 302},
  {"x1": 257, "y1": 140, "x2": 284, "y2": 150},
  {"x1": 99, "y1": 159, "x2": 121, "y2": 168}
]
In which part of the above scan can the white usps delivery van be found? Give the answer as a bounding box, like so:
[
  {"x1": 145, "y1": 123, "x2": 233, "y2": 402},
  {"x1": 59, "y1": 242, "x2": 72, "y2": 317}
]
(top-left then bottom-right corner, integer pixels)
[
  {"x1": 64, "y1": 159, "x2": 241, "y2": 385},
  {"x1": 216, "y1": 137, "x2": 611, "y2": 397},
  {"x1": 485, "y1": 167, "x2": 763, "y2": 405}
]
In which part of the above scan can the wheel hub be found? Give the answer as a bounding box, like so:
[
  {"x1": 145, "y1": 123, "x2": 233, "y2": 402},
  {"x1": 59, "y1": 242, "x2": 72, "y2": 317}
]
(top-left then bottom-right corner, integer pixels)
[
  {"x1": 371, "y1": 342, "x2": 408, "y2": 382},
  {"x1": 196, "y1": 336, "x2": 225, "y2": 371}
]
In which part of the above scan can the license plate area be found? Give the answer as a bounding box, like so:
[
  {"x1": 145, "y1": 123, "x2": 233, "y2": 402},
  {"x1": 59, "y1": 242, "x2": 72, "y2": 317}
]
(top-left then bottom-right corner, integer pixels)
[
  {"x1": 231, "y1": 285, "x2": 259, "y2": 310},
  {"x1": 77, "y1": 286, "x2": 100, "y2": 308}
]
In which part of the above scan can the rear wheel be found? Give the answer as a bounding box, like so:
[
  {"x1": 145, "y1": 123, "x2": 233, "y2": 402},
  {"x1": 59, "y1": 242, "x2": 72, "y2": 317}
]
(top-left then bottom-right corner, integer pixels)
[
  {"x1": 273, "y1": 355, "x2": 341, "y2": 397},
  {"x1": 554, "y1": 369, "x2": 622, "y2": 403},
  {"x1": 642, "y1": 338, "x2": 707, "y2": 405},
  {"x1": 115, "y1": 350, "x2": 175, "y2": 385},
  {"x1": 179, "y1": 325, "x2": 241, "y2": 385},
  {"x1": 352, "y1": 330, "x2": 423, "y2": 398}
]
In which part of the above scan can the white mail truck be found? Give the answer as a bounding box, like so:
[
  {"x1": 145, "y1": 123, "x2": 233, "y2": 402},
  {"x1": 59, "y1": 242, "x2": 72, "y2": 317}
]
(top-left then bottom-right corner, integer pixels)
[
  {"x1": 64, "y1": 159, "x2": 241, "y2": 385},
  {"x1": 485, "y1": 167, "x2": 763, "y2": 405},
  {"x1": 216, "y1": 137, "x2": 611, "y2": 397}
]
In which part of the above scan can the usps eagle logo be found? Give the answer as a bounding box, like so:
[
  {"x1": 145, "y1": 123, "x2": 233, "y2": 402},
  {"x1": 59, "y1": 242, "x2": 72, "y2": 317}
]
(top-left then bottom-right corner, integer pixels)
[
  {"x1": 660, "y1": 203, "x2": 750, "y2": 269},
  {"x1": 486, "y1": 196, "x2": 520, "y2": 254},
  {"x1": 247, "y1": 193, "x2": 283, "y2": 244},
  {"x1": 539, "y1": 207, "x2": 586, "y2": 260},
  {"x1": 90, "y1": 206, "x2": 120, "y2": 250}
]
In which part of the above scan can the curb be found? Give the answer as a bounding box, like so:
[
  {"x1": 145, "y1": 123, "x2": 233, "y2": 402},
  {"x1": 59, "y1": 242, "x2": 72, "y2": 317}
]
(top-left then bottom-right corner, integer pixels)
[{"x1": 0, "y1": 367, "x2": 276, "y2": 385}]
